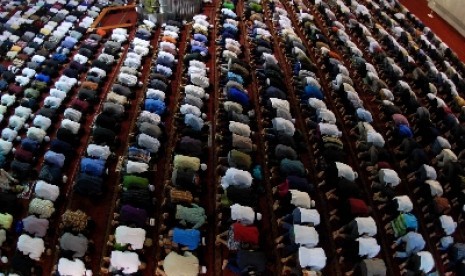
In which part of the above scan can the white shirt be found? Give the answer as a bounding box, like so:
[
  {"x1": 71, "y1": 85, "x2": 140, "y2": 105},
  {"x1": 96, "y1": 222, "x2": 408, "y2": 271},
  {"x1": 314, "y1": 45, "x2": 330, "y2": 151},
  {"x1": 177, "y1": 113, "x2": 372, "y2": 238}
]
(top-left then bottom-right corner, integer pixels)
[
  {"x1": 190, "y1": 74, "x2": 209, "y2": 88},
  {"x1": 115, "y1": 226, "x2": 146, "y2": 250},
  {"x1": 436, "y1": 149, "x2": 457, "y2": 165},
  {"x1": 294, "y1": 225, "x2": 318, "y2": 247},
  {"x1": 355, "y1": 216, "x2": 377, "y2": 237},
  {"x1": 87, "y1": 144, "x2": 112, "y2": 160},
  {"x1": 33, "y1": 115, "x2": 52, "y2": 130},
  {"x1": 58, "y1": 258, "x2": 87, "y2": 276},
  {"x1": 290, "y1": 190, "x2": 311, "y2": 209},
  {"x1": 2, "y1": 128, "x2": 17, "y2": 142},
  {"x1": 180, "y1": 104, "x2": 202, "y2": 117},
  {"x1": 298, "y1": 247, "x2": 326, "y2": 270},
  {"x1": 221, "y1": 168, "x2": 253, "y2": 189},
  {"x1": 356, "y1": 108, "x2": 373, "y2": 122},
  {"x1": 335, "y1": 162, "x2": 357, "y2": 181},
  {"x1": 14, "y1": 106, "x2": 32, "y2": 119},
  {"x1": 146, "y1": 89, "x2": 165, "y2": 101},
  {"x1": 316, "y1": 109, "x2": 335, "y2": 124},
  {"x1": 61, "y1": 119, "x2": 80, "y2": 134},
  {"x1": 110, "y1": 251, "x2": 141, "y2": 274},
  {"x1": 230, "y1": 204, "x2": 258, "y2": 225},
  {"x1": 422, "y1": 164, "x2": 437, "y2": 180},
  {"x1": 50, "y1": 89, "x2": 67, "y2": 100},
  {"x1": 35, "y1": 180, "x2": 59, "y2": 201},
  {"x1": 73, "y1": 54, "x2": 88, "y2": 64},
  {"x1": 319, "y1": 123, "x2": 341, "y2": 137},
  {"x1": 17, "y1": 234, "x2": 45, "y2": 260},
  {"x1": 380, "y1": 169, "x2": 400, "y2": 186},
  {"x1": 393, "y1": 195, "x2": 413, "y2": 212},
  {"x1": 367, "y1": 131, "x2": 385, "y2": 147},
  {"x1": 9, "y1": 115, "x2": 25, "y2": 131},
  {"x1": 163, "y1": 251, "x2": 199, "y2": 276},
  {"x1": 27, "y1": 127, "x2": 46, "y2": 142},
  {"x1": 424, "y1": 180, "x2": 443, "y2": 197},
  {"x1": 435, "y1": 136, "x2": 451, "y2": 150},
  {"x1": 272, "y1": 118, "x2": 295, "y2": 136},
  {"x1": 417, "y1": 251, "x2": 435, "y2": 273},
  {"x1": 185, "y1": 85, "x2": 208, "y2": 99},
  {"x1": 229, "y1": 121, "x2": 251, "y2": 137},
  {"x1": 270, "y1": 98, "x2": 290, "y2": 112},
  {"x1": 357, "y1": 236, "x2": 380, "y2": 258},
  {"x1": 299, "y1": 208, "x2": 320, "y2": 226},
  {"x1": 126, "y1": 161, "x2": 149, "y2": 174},
  {"x1": 439, "y1": 215, "x2": 456, "y2": 235},
  {"x1": 308, "y1": 98, "x2": 326, "y2": 110}
]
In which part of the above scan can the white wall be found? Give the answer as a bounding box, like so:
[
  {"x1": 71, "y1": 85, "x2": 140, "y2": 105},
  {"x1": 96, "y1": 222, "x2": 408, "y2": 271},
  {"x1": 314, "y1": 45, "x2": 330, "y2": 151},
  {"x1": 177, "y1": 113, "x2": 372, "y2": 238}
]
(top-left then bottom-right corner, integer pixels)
[{"x1": 429, "y1": 0, "x2": 465, "y2": 37}]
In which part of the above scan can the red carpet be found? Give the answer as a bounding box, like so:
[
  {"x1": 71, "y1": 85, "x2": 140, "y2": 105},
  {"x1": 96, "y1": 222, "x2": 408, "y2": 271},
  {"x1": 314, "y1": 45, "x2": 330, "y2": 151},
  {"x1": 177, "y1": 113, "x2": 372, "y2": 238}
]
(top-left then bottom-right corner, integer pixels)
[{"x1": 399, "y1": 0, "x2": 465, "y2": 62}]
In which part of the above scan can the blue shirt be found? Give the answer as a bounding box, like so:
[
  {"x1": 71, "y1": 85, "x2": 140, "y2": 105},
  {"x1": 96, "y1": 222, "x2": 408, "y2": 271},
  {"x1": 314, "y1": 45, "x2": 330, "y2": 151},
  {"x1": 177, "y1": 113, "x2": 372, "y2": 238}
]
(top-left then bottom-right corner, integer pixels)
[
  {"x1": 228, "y1": 87, "x2": 250, "y2": 107},
  {"x1": 397, "y1": 232, "x2": 425, "y2": 255},
  {"x1": 184, "y1": 113, "x2": 204, "y2": 131},
  {"x1": 144, "y1": 99, "x2": 166, "y2": 115},
  {"x1": 303, "y1": 84, "x2": 324, "y2": 100},
  {"x1": 223, "y1": 23, "x2": 238, "y2": 34},
  {"x1": 61, "y1": 40, "x2": 75, "y2": 49},
  {"x1": 191, "y1": 45, "x2": 208, "y2": 56},
  {"x1": 194, "y1": 33, "x2": 208, "y2": 43},
  {"x1": 35, "y1": 74, "x2": 50, "y2": 83},
  {"x1": 227, "y1": 71, "x2": 244, "y2": 84},
  {"x1": 265, "y1": 86, "x2": 286, "y2": 99},
  {"x1": 156, "y1": 56, "x2": 175, "y2": 67},
  {"x1": 50, "y1": 139, "x2": 73, "y2": 157},
  {"x1": 21, "y1": 138, "x2": 40, "y2": 152},
  {"x1": 293, "y1": 61, "x2": 301, "y2": 76},
  {"x1": 52, "y1": 53, "x2": 67, "y2": 63},
  {"x1": 80, "y1": 157, "x2": 106, "y2": 176},
  {"x1": 44, "y1": 150, "x2": 66, "y2": 168},
  {"x1": 221, "y1": 29, "x2": 237, "y2": 40},
  {"x1": 398, "y1": 124, "x2": 413, "y2": 138},
  {"x1": 172, "y1": 228, "x2": 201, "y2": 250}
]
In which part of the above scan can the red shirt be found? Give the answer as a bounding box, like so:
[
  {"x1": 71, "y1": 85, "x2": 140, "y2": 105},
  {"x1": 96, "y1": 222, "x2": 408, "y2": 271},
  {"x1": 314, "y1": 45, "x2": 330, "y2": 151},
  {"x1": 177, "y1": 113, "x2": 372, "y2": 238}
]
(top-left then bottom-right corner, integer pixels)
[
  {"x1": 348, "y1": 198, "x2": 369, "y2": 216},
  {"x1": 233, "y1": 222, "x2": 259, "y2": 244},
  {"x1": 71, "y1": 99, "x2": 89, "y2": 112},
  {"x1": 277, "y1": 180, "x2": 289, "y2": 197},
  {"x1": 15, "y1": 148, "x2": 34, "y2": 163},
  {"x1": 377, "y1": 161, "x2": 391, "y2": 170}
]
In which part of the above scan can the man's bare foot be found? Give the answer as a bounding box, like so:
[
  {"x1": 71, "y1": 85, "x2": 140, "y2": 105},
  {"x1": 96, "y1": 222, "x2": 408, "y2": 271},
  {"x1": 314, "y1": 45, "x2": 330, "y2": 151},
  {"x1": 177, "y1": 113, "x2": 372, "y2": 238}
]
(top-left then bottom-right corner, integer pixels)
[{"x1": 222, "y1": 260, "x2": 228, "y2": 270}]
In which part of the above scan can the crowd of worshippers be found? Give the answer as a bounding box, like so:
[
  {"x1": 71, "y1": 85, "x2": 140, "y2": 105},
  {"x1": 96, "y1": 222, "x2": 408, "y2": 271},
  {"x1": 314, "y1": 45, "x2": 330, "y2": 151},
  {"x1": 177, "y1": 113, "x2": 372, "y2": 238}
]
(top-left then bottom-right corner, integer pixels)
[
  {"x1": 212, "y1": 0, "x2": 273, "y2": 275},
  {"x1": 96, "y1": 16, "x2": 183, "y2": 275},
  {"x1": 266, "y1": 1, "x2": 332, "y2": 275},
  {"x1": 0, "y1": 0, "x2": 115, "y2": 274},
  {"x1": 0, "y1": 0, "x2": 154, "y2": 274},
  {"x1": 153, "y1": 15, "x2": 212, "y2": 276},
  {"x1": 83, "y1": 21, "x2": 154, "y2": 275},
  {"x1": 291, "y1": 0, "x2": 465, "y2": 274}
]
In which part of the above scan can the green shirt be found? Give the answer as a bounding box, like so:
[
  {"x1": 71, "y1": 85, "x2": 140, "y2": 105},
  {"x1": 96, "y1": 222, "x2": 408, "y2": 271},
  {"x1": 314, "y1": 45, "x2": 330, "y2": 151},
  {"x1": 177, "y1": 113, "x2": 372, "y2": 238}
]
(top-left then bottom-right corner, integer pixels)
[
  {"x1": 175, "y1": 204, "x2": 207, "y2": 229},
  {"x1": 122, "y1": 175, "x2": 149, "y2": 189},
  {"x1": 228, "y1": 149, "x2": 252, "y2": 170},
  {"x1": 249, "y1": 2, "x2": 263, "y2": 12},
  {"x1": 223, "y1": 1, "x2": 235, "y2": 9}
]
